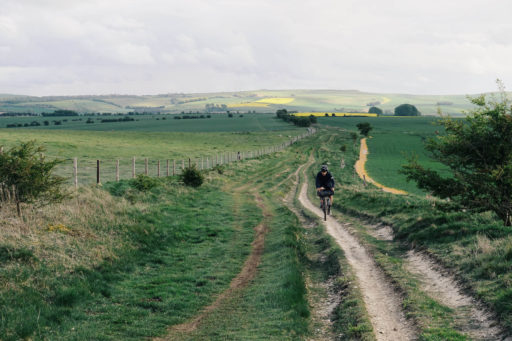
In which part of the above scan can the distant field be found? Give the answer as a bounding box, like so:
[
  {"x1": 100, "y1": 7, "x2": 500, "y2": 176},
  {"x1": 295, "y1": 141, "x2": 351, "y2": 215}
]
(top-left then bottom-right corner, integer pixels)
[
  {"x1": 317, "y1": 116, "x2": 449, "y2": 194},
  {"x1": 0, "y1": 113, "x2": 295, "y2": 132},
  {"x1": 0, "y1": 113, "x2": 305, "y2": 184},
  {"x1": 0, "y1": 89, "x2": 492, "y2": 115}
]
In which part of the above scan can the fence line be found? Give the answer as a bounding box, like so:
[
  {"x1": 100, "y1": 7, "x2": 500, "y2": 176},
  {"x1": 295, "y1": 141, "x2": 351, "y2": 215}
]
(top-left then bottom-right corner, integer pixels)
[{"x1": 57, "y1": 128, "x2": 315, "y2": 186}]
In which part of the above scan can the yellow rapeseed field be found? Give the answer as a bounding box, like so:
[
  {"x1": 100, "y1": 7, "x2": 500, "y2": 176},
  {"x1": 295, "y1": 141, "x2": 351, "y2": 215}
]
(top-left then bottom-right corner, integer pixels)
[{"x1": 293, "y1": 112, "x2": 378, "y2": 117}]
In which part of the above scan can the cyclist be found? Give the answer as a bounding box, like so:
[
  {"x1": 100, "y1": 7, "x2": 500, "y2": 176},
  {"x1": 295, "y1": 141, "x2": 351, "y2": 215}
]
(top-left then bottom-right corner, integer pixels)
[{"x1": 316, "y1": 165, "x2": 335, "y2": 208}]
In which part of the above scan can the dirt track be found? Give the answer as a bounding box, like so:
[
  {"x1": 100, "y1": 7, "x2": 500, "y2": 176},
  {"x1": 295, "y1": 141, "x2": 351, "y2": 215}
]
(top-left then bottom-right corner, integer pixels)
[{"x1": 297, "y1": 168, "x2": 416, "y2": 340}]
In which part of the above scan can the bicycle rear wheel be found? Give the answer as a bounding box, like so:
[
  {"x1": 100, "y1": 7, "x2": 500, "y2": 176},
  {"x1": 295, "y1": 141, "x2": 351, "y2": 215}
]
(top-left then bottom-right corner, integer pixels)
[{"x1": 322, "y1": 197, "x2": 327, "y2": 221}]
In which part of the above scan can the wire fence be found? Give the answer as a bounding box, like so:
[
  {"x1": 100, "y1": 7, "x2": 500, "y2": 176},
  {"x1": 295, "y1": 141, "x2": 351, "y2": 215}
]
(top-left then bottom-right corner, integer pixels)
[{"x1": 50, "y1": 128, "x2": 316, "y2": 187}]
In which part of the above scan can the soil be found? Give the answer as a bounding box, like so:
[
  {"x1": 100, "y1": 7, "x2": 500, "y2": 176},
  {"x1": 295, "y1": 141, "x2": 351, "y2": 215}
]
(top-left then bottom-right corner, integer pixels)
[
  {"x1": 406, "y1": 251, "x2": 506, "y2": 340},
  {"x1": 365, "y1": 212, "x2": 507, "y2": 340},
  {"x1": 284, "y1": 160, "x2": 339, "y2": 340},
  {"x1": 298, "y1": 168, "x2": 417, "y2": 340}
]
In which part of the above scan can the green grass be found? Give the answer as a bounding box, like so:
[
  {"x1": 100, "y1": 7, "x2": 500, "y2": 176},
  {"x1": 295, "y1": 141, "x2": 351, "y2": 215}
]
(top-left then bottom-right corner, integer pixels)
[
  {"x1": 0, "y1": 177, "x2": 259, "y2": 340},
  {"x1": 0, "y1": 127, "x2": 306, "y2": 184},
  {"x1": 309, "y1": 127, "x2": 512, "y2": 337},
  {"x1": 0, "y1": 113, "x2": 296, "y2": 132},
  {"x1": 317, "y1": 116, "x2": 450, "y2": 194}
]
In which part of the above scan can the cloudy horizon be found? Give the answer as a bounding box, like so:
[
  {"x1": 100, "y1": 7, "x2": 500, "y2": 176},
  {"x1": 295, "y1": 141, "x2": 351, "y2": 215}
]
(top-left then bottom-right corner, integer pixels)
[{"x1": 1, "y1": 0, "x2": 511, "y2": 97}]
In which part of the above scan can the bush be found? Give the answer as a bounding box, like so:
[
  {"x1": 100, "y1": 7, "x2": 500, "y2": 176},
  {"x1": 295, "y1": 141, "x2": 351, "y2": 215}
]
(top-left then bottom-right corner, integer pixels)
[
  {"x1": 180, "y1": 166, "x2": 204, "y2": 187},
  {"x1": 0, "y1": 141, "x2": 67, "y2": 216},
  {"x1": 212, "y1": 165, "x2": 224, "y2": 174},
  {"x1": 130, "y1": 174, "x2": 158, "y2": 192}
]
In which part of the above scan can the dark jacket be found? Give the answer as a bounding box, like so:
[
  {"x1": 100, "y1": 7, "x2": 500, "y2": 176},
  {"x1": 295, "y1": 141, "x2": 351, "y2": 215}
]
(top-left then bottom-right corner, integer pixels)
[{"x1": 316, "y1": 171, "x2": 335, "y2": 190}]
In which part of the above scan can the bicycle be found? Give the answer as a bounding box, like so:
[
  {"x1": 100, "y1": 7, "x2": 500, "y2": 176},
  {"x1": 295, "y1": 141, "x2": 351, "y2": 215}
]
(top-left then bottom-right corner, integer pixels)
[{"x1": 319, "y1": 192, "x2": 331, "y2": 221}]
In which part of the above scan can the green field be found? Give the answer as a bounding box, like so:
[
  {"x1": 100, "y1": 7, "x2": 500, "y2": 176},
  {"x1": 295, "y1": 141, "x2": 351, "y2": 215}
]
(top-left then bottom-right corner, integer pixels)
[
  {"x1": 0, "y1": 113, "x2": 306, "y2": 184},
  {"x1": 316, "y1": 116, "x2": 448, "y2": 194},
  {"x1": 0, "y1": 113, "x2": 296, "y2": 132},
  {"x1": 3, "y1": 120, "x2": 512, "y2": 339},
  {"x1": 0, "y1": 89, "x2": 492, "y2": 116}
]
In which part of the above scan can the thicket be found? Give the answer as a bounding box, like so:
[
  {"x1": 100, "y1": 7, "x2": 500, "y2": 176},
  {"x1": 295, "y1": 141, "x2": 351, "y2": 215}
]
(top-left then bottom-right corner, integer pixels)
[
  {"x1": 0, "y1": 141, "x2": 68, "y2": 216},
  {"x1": 401, "y1": 86, "x2": 512, "y2": 226},
  {"x1": 100, "y1": 117, "x2": 135, "y2": 123},
  {"x1": 275, "y1": 109, "x2": 313, "y2": 127},
  {"x1": 41, "y1": 110, "x2": 78, "y2": 117},
  {"x1": 174, "y1": 114, "x2": 211, "y2": 120}
]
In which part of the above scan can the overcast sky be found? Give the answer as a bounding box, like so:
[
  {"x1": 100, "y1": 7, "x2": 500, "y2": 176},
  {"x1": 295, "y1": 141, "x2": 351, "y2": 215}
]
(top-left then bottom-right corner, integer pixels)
[{"x1": 1, "y1": 0, "x2": 511, "y2": 96}]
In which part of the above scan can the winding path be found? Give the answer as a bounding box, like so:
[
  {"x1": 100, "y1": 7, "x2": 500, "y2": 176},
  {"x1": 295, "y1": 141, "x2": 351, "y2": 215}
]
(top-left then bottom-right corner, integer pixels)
[
  {"x1": 298, "y1": 158, "x2": 416, "y2": 340},
  {"x1": 354, "y1": 138, "x2": 407, "y2": 195}
]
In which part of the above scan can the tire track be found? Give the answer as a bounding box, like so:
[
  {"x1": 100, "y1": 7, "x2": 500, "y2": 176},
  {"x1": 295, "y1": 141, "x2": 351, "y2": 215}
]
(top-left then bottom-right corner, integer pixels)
[
  {"x1": 298, "y1": 160, "x2": 416, "y2": 340},
  {"x1": 155, "y1": 192, "x2": 270, "y2": 339}
]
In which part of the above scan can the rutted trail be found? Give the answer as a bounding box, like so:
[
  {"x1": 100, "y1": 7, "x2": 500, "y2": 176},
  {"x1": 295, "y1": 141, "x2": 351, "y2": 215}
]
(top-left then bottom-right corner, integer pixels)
[
  {"x1": 156, "y1": 192, "x2": 270, "y2": 339},
  {"x1": 298, "y1": 163, "x2": 416, "y2": 340},
  {"x1": 406, "y1": 251, "x2": 505, "y2": 340}
]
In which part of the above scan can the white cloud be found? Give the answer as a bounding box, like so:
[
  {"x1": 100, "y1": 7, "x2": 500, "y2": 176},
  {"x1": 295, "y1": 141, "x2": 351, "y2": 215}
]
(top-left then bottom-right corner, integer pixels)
[{"x1": 0, "y1": 0, "x2": 512, "y2": 95}]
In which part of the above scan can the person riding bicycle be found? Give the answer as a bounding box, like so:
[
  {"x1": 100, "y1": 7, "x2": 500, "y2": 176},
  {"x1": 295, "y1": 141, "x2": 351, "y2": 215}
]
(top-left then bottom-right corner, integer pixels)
[{"x1": 316, "y1": 165, "x2": 335, "y2": 208}]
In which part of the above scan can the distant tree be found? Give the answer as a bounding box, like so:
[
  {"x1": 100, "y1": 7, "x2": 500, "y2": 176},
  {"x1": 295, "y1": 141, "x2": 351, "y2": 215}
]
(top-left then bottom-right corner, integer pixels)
[
  {"x1": 356, "y1": 122, "x2": 372, "y2": 136},
  {"x1": 44, "y1": 121, "x2": 49, "y2": 126},
  {"x1": 309, "y1": 115, "x2": 317, "y2": 124},
  {"x1": 0, "y1": 141, "x2": 68, "y2": 217},
  {"x1": 228, "y1": 113, "x2": 234, "y2": 118},
  {"x1": 369, "y1": 106, "x2": 383, "y2": 115},
  {"x1": 276, "y1": 109, "x2": 288, "y2": 118},
  {"x1": 401, "y1": 83, "x2": 512, "y2": 225},
  {"x1": 394, "y1": 104, "x2": 420, "y2": 116}
]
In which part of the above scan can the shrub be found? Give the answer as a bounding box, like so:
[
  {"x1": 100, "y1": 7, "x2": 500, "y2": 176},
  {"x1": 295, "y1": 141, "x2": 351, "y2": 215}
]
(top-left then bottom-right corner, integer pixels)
[
  {"x1": 212, "y1": 165, "x2": 224, "y2": 174},
  {"x1": 180, "y1": 166, "x2": 204, "y2": 187},
  {"x1": 0, "y1": 141, "x2": 68, "y2": 216},
  {"x1": 356, "y1": 122, "x2": 372, "y2": 136},
  {"x1": 130, "y1": 174, "x2": 158, "y2": 192}
]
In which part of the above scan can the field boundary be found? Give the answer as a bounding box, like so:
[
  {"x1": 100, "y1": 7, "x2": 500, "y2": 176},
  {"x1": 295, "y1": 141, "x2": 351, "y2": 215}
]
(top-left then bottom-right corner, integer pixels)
[{"x1": 50, "y1": 128, "x2": 316, "y2": 186}]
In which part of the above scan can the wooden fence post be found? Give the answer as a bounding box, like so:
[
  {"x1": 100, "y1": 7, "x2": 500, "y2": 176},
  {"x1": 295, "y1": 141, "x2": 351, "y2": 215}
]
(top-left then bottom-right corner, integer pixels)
[
  {"x1": 96, "y1": 160, "x2": 100, "y2": 184},
  {"x1": 173, "y1": 160, "x2": 176, "y2": 176},
  {"x1": 182, "y1": 159, "x2": 185, "y2": 171},
  {"x1": 166, "y1": 160, "x2": 170, "y2": 177},
  {"x1": 116, "y1": 160, "x2": 120, "y2": 182},
  {"x1": 157, "y1": 160, "x2": 160, "y2": 177},
  {"x1": 132, "y1": 157, "x2": 136, "y2": 178},
  {"x1": 73, "y1": 158, "x2": 78, "y2": 189},
  {"x1": 145, "y1": 158, "x2": 148, "y2": 175}
]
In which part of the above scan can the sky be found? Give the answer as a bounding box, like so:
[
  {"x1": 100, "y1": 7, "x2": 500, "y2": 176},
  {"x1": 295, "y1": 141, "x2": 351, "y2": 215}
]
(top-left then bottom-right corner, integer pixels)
[{"x1": 1, "y1": 0, "x2": 511, "y2": 96}]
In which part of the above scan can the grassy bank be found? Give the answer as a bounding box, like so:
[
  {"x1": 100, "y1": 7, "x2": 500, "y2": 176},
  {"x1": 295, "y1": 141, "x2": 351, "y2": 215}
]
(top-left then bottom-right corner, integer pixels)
[{"x1": 0, "y1": 140, "x2": 316, "y2": 340}]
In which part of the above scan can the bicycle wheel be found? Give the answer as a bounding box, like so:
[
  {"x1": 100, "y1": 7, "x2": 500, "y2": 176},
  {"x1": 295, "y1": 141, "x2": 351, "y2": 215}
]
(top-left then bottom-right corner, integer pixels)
[
  {"x1": 322, "y1": 197, "x2": 327, "y2": 221},
  {"x1": 327, "y1": 198, "x2": 331, "y2": 215}
]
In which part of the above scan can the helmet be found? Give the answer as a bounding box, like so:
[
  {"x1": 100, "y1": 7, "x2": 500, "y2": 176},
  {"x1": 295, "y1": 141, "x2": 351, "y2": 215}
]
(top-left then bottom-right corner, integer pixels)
[{"x1": 321, "y1": 165, "x2": 328, "y2": 172}]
